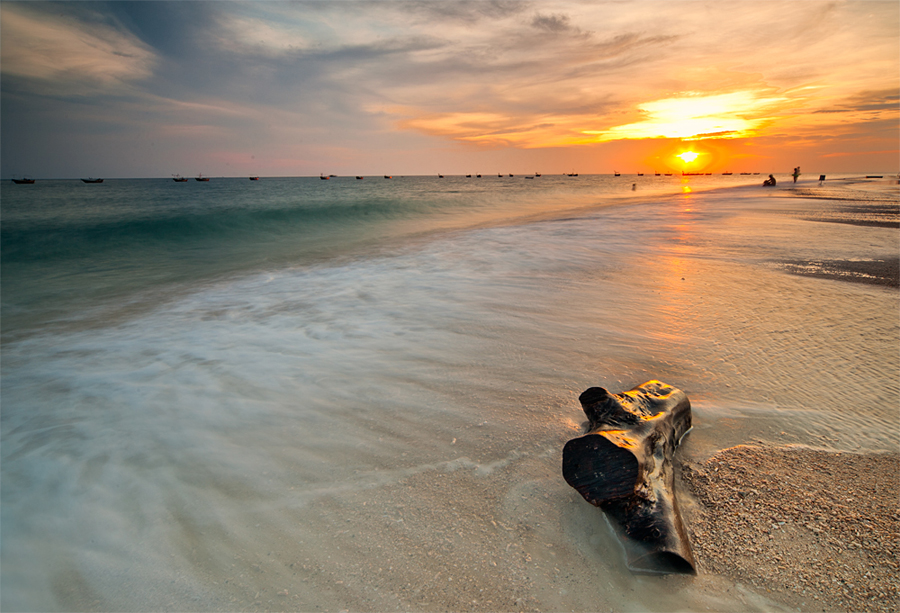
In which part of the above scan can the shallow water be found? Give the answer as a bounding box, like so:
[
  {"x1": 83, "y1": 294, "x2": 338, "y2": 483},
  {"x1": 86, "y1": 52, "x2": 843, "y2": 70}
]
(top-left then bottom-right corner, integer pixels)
[{"x1": 2, "y1": 176, "x2": 897, "y2": 611}]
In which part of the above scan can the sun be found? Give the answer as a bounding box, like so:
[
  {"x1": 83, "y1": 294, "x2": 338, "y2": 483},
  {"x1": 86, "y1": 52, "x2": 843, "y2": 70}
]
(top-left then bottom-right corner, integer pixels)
[{"x1": 676, "y1": 151, "x2": 699, "y2": 164}]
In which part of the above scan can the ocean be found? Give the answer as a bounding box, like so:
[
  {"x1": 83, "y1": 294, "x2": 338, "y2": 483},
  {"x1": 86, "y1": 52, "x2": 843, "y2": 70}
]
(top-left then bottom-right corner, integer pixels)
[{"x1": 2, "y1": 174, "x2": 897, "y2": 611}]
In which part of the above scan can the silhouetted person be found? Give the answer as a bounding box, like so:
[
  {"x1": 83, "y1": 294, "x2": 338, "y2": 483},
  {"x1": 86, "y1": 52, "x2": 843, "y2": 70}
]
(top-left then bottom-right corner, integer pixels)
[
  {"x1": 763, "y1": 174, "x2": 776, "y2": 186},
  {"x1": 792, "y1": 167, "x2": 800, "y2": 183}
]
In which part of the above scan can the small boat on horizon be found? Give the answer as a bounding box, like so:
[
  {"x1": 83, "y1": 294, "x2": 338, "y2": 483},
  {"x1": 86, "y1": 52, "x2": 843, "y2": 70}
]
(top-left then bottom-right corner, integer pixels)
[
  {"x1": 320, "y1": 174, "x2": 330, "y2": 180},
  {"x1": 356, "y1": 176, "x2": 364, "y2": 180},
  {"x1": 438, "y1": 174, "x2": 443, "y2": 178},
  {"x1": 11, "y1": 178, "x2": 35, "y2": 184},
  {"x1": 535, "y1": 173, "x2": 541, "y2": 177},
  {"x1": 81, "y1": 178, "x2": 104, "y2": 183},
  {"x1": 613, "y1": 171, "x2": 620, "y2": 176},
  {"x1": 196, "y1": 174, "x2": 209, "y2": 182},
  {"x1": 568, "y1": 172, "x2": 579, "y2": 177},
  {"x1": 249, "y1": 176, "x2": 259, "y2": 181},
  {"x1": 384, "y1": 175, "x2": 392, "y2": 179}
]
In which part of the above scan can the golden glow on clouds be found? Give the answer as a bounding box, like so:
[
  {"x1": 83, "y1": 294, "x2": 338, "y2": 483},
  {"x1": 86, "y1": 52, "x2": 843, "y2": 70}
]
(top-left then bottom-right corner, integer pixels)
[
  {"x1": 1, "y1": 0, "x2": 897, "y2": 176},
  {"x1": 397, "y1": 89, "x2": 798, "y2": 151},
  {"x1": 586, "y1": 91, "x2": 785, "y2": 142},
  {"x1": 397, "y1": 111, "x2": 595, "y2": 149}
]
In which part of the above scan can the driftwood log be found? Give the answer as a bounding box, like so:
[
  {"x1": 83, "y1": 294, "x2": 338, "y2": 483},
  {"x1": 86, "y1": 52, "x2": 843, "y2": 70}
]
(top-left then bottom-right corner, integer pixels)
[{"x1": 562, "y1": 380, "x2": 695, "y2": 574}]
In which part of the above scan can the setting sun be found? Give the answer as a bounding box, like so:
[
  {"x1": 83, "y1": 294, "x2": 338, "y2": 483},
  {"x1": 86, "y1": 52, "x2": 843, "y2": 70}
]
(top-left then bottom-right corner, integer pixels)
[{"x1": 677, "y1": 151, "x2": 699, "y2": 164}]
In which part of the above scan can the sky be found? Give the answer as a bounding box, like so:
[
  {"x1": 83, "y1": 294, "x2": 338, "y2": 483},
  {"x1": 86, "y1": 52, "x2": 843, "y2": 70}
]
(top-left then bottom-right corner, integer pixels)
[{"x1": 1, "y1": 0, "x2": 897, "y2": 178}]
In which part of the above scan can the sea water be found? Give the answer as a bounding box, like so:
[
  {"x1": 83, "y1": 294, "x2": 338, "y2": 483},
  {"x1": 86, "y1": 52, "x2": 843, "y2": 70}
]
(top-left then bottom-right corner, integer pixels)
[{"x1": 2, "y1": 175, "x2": 897, "y2": 611}]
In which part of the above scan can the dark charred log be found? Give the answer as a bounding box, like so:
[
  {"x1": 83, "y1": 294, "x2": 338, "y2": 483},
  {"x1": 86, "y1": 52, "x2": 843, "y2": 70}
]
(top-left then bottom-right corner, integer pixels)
[{"x1": 562, "y1": 380, "x2": 695, "y2": 574}]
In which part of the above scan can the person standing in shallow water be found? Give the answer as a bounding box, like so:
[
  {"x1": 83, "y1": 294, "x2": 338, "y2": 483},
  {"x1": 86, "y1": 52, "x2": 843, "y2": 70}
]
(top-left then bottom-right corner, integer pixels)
[{"x1": 792, "y1": 167, "x2": 800, "y2": 183}]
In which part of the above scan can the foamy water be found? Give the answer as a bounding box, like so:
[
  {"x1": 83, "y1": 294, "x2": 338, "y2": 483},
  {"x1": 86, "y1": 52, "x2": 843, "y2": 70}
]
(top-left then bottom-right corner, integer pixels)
[{"x1": 2, "y1": 177, "x2": 897, "y2": 611}]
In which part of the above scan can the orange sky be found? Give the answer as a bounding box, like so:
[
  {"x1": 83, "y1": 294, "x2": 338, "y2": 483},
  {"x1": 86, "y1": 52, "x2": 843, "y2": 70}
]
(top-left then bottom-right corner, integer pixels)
[{"x1": 2, "y1": 1, "x2": 898, "y2": 177}]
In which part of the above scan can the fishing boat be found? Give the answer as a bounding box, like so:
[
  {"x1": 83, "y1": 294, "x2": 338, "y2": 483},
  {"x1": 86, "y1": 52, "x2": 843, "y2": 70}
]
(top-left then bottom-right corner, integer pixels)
[
  {"x1": 11, "y1": 178, "x2": 35, "y2": 184},
  {"x1": 509, "y1": 174, "x2": 514, "y2": 177},
  {"x1": 81, "y1": 178, "x2": 104, "y2": 183},
  {"x1": 613, "y1": 171, "x2": 620, "y2": 177},
  {"x1": 438, "y1": 174, "x2": 443, "y2": 178},
  {"x1": 384, "y1": 175, "x2": 392, "y2": 179},
  {"x1": 568, "y1": 172, "x2": 579, "y2": 177},
  {"x1": 356, "y1": 176, "x2": 364, "y2": 180},
  {"x1": 249, "y1": 176, "x2": 259, "y2": 181},
  {"x1": 195, "y1": 174, "x2": 209, "y2": 182},
  {"x1": 535, "y1": 173, "x2": 541, "y2": 177},
  {"x1": 320, "y1": 174, "x2": 329, "y2": 180},
  {"x1": 173, "y1": 175, "x2": 188, "y2": 182}
]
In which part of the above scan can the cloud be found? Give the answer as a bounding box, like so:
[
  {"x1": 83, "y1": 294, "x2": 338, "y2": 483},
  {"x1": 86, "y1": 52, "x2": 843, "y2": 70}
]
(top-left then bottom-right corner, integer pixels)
[
  {"x1": 531, "y1": 12, "x2": 574, "y2": 33},
  {"x1": 0, "y1": 3, "x2": 156, "y2": 95},
  {"x1": 1, "y1": 0, "x2": 898, "y2": 177},
  {"x1": 813, "y1": 90, "x2": 900, "y2": 114},
  {"x1": 587, "y1": 91, "x2": 789, "y2": 142}
]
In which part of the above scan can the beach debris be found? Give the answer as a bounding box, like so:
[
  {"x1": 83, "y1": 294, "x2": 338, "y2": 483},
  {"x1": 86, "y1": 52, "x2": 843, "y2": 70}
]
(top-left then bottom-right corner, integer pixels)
[{"x1": 562, "y1": 380, "x2": 696, "y2": 574}]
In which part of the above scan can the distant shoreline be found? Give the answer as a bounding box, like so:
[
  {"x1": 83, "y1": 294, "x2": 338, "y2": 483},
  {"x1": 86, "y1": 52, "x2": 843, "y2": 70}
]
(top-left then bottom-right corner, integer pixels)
[{"x1": 4, "y1": 173, "x2": 898, "y2": 181}]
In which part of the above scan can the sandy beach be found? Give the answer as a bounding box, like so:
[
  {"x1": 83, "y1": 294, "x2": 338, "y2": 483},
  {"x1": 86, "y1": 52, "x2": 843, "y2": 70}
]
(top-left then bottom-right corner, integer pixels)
[
  {"x1": 205, "y1": 179, "x2": 898, "y2": 613},
  {"x1": 675, "y1": 178, "x2": 899, "y2": 613},
  {"x1": 3, "y1": 176, "x2": 897, "y2": 612},
  {"x1": 682, "y1": 445, "x2": 899, "y2": 613}
]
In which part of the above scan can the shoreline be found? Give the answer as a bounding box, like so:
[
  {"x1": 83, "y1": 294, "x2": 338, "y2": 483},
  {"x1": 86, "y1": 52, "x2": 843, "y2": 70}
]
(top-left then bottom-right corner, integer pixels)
[
  {"x1": 778, "y1": 184, "x2": 899, "y2": 286},
  {"x1": 3, "y1": 176, "x2": 897, "y2": 612},
  {"x1": 681, "y1": 445, "x2": 899, "y2": 613}
]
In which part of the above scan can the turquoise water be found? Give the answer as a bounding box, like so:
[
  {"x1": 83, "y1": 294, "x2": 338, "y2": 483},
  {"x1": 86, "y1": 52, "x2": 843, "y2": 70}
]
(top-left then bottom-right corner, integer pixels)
[
  {"x1": 2, "y1": 174, "x2": 896, "y2": 611},
  {"x1": 1, "y1": 174, "x2": 760, "y2": 340}
]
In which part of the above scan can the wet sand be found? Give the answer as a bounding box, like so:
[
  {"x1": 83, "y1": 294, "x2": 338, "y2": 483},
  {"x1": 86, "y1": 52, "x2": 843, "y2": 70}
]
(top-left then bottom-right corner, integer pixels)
[{"x1": 775, "y1": 180, "x2": 900, "y2": 286}]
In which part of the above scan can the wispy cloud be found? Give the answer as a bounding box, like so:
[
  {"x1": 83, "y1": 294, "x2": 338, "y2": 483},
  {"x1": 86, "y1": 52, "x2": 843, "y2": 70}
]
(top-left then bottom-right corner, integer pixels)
[{"x1": 0, "y1": 3, "x2": 156, "y2": 95}]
